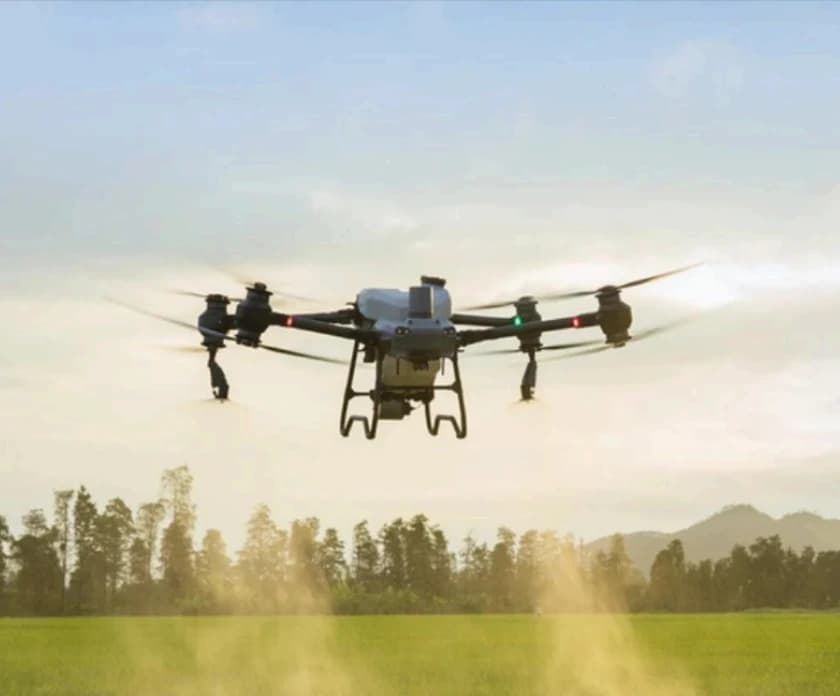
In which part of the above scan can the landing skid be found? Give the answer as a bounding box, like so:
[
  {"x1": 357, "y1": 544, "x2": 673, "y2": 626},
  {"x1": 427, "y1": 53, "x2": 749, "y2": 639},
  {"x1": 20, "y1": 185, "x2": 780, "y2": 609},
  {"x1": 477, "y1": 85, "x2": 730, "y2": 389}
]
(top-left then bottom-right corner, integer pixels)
[{"x1": 339, "y1": 340, "x2": 467, "y2": 440}]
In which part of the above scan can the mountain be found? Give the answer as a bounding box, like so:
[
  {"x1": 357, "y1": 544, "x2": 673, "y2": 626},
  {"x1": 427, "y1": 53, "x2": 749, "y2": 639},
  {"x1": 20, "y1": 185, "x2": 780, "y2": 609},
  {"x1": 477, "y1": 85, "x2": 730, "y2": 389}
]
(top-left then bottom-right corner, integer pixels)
[{"x1": 585, "y1": 504, "x2": 840, "y2": 576}]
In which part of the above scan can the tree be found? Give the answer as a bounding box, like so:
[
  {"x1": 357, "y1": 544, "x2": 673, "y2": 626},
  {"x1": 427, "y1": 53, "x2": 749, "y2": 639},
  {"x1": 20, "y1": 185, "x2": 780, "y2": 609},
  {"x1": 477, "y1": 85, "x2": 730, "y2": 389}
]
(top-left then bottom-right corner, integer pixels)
[
  {"x1": 351, "y1": 521, "x2": 379, "y2": 592},
  {"x1": 160, "y1": 519, "x2": 194, "y2": 607},
  {"x1": 683, "y1": 559, "x2": 714, "y2": 611},
  {"x1": 379, "y1": 519, "x2": 407, "y2": 591},
  {"x1": 53, "y1": 489, "x2": 74, "y2": 613},
  {"x1": 590, "y1": 534, "x2": 634, "y2": 609},
  {"x1": 237, "y1": 504, "x2": 287, "y2": 611},
  {"x1": 458, "y1": 534, "x2": 490, "y2": 603},
  {"x1": 12, "y1": 509, "x2": 62, "y2": 615},
  {"x1": 0, "y1": 515, "x2": 9, "y2": 605},
  {"x1": 317, "y1": 528, "x2": 347, "y2": 590},
  {"x1": 69, "y1": 486, "x2": 103, "y2": 613},
  {"x1": 96, "y1": 498, "x2": 134, "y2": 609},
  {"x1": 160, "y1": 466, "x2": 195, "y2": 531},
  {"x1": 135, "y1": 501, "x2": 166, "y2": 583},
  {"x1": 748, "y1": 535, "x2": 786, "y2": 608},
  {"x1": 404, "y1": 514, "x2": 434, "y2": 597},
  {"x1": 726, "y1": 544, "x2": 752, "y2": 610},
  {"x1": 536, "y1": 531, "x2": 582, "y2": 611},
  {"x1": 429, "y1": 528, "x2": 453, "y2": 599},
  {"x1": 648, "y1": 540, "x2": 686, "y2": 611},
  {"x1": 128, "y1": 537, "x2": 149, "y2": 587},
  {"x1": 489, "y1": 528, "x2": 516, "y2": 611},
  {"x1": 196, "y1": 529, "x2": 231, "y2": 612},
  {"x1": 288, "y1": 517, "x2": 321, "y2": 608},
  {"x1": 515, "y1": 530, "x2": 540, "y2": 611}
]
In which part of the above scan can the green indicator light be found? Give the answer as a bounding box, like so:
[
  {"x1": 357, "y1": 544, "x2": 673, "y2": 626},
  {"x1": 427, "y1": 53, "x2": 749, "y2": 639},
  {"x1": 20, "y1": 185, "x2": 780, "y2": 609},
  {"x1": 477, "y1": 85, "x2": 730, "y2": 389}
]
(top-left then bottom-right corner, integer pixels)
[{"x1": 513, "y1": 315, "x2": 523, "y2": 327}]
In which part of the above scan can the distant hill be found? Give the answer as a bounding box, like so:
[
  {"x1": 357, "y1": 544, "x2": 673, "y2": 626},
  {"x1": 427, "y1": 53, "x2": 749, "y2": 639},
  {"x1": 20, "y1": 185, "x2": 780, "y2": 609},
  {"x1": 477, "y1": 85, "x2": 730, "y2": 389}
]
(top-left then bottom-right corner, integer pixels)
[{"x1": 585, "y1": 504, "x2": 840, "y2": 577}]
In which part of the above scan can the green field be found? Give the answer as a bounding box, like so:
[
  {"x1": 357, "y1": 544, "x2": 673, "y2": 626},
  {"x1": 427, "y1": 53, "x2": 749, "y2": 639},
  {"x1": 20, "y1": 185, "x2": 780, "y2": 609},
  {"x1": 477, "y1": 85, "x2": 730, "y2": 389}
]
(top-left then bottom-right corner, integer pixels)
[{"x1": 1, "y1": 614, "x2": 838, "y2": 695}]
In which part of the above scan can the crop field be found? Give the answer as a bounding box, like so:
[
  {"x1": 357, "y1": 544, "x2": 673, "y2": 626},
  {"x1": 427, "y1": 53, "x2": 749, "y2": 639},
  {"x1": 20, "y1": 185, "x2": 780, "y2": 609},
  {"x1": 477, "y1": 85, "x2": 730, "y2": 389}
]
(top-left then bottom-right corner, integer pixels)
[{"x1": 1, "y1": 613, "x2": 838, "y2": 696}]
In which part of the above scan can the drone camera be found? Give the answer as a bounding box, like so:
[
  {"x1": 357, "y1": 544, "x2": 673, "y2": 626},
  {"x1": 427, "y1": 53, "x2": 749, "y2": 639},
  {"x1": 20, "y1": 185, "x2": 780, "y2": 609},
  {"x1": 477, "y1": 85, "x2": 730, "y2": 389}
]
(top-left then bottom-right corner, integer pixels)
[{"x1": 378, "y1": 397, "x2": 413, "y2": 420}]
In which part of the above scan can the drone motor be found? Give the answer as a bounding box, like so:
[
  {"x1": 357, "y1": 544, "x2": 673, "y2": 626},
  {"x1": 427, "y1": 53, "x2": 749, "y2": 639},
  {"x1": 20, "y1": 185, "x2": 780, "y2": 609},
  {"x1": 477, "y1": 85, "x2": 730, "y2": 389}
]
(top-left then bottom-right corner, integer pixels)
[
  {"x1": 197, "y1": 294, "x2": 231, "y2": 349},
  {"x1": 595, "y1": 286, "x2": 632, "y2": 346},
  {"x1": 235, "y1": 282, "x2": 273, "y2": 346}
]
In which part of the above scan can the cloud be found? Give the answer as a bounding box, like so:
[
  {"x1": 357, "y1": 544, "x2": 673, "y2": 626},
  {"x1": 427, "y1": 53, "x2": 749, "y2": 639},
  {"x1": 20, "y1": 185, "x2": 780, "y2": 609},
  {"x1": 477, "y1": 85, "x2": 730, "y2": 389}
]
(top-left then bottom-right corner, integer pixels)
[{"x1": 653, "y1": 39, "x2": 745, "y2": 104}]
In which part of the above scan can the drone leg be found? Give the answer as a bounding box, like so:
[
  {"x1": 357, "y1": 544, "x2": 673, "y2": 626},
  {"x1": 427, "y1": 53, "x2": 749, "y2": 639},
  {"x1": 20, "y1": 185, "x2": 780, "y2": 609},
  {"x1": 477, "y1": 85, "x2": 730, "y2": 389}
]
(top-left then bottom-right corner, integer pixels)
[
  {"x1": 423, "y1": 353, "x2": 467, "y2": 439},
  {"x1": 207, "y1": 347, "x2": 229, "y2": 401},
  {"x1": 339, "y1": 341, "x2": 380, "y2": 439},
  {"x1": 520, "y1": 350, "x2": 537, "y2": 402}
]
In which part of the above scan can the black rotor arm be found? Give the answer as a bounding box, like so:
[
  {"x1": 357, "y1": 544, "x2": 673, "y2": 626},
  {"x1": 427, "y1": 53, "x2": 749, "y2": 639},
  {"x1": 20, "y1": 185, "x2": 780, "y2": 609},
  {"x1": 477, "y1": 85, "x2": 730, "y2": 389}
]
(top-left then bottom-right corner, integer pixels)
[
  {"x1": 458, "y1": 312, "x2": 599, "y2": 348},
  {"x1": 268, "y1": 312, "x2": 372, "y2": 342},
  {"x1": 278, "y1": 308, "x2": 358, "y2": 324},
  {"x1": 449, "y1": 313, "x2": 513, "y2": 328}
]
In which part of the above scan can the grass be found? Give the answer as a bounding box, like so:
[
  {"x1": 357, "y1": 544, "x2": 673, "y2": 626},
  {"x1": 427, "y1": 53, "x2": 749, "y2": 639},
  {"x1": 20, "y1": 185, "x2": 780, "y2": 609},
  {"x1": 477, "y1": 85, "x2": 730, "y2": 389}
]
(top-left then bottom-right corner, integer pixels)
[{"x1": 1, "y1": 613, "x2": 839, "y2": 695}]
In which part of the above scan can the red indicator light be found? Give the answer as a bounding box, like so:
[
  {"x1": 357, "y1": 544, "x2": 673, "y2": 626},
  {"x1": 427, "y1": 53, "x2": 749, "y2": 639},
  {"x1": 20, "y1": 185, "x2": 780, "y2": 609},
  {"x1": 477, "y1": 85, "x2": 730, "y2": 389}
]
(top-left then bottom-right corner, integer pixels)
[
  {"x1": 572, "y1": 316, "x2": 581, "y2": 328},
  {"x1": 285, "y1": 316, "x2": 294, "y2": 327}
]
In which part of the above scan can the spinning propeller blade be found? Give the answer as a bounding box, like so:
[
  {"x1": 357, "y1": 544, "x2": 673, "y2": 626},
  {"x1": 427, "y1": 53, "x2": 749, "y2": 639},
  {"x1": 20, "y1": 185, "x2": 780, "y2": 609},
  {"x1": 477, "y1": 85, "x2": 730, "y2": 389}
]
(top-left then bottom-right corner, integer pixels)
[
  {"x1": 108, "y1": 298, "x2": 197, "y2": 332},
  {"x1": 463, "y1": 263, "x2": 702, "y2": 310},
  {"x1": 476, "y1": 339, "x2": 601, "y2": 356},
  {"x1": 544, "y1": 318, "x2": 691, "y2": 360},
  {"x1": 212, "y1": 266, "x2": 323, "y2": 305},
  {"x1": 110, "y1": 299, "x2": 345, "y2": 365},
  {"x1": 196, "y1": 326, "x2": 346, "y2": 364},
  {"x1": 170, "y1": 289, "x2": 244, "y2": 302}
]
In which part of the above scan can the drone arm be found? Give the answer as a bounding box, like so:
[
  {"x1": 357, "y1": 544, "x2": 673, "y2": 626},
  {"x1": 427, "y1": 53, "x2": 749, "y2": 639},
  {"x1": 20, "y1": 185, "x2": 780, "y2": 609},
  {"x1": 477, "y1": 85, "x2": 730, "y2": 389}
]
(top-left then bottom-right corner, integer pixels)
[
  {"x1": 449, "y1": 313, "x2": 513, "y2": 327},
  {"x1": 458, "y1": 312, "x2": 599, "y2": 347},
  {"x1": 269, "y1": 312, "x2": 370, "y2": 341},
  {"x1": 283, "y1": 309, "x2": 357, "y2": 324}
]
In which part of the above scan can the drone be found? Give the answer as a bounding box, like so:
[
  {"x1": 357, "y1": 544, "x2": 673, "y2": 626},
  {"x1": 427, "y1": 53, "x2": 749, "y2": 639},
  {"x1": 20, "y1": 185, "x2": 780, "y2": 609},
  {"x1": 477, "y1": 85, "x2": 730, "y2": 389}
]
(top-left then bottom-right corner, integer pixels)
[{"x1": 117, "y1": 264, "x2": 699, "y2": 439}]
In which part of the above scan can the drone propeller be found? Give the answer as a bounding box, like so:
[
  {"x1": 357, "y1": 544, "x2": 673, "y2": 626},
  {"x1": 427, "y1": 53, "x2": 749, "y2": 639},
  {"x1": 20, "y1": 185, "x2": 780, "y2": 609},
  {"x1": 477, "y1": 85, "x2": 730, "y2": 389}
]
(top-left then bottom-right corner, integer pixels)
[
  {"x1": 463, "y1": 263, "x2": 702, "y2": 310},
  {"x1": 543, "y1": 318, "x2": 690, "y2": 360},
  {"x1": 476, "y1": 339, "x2": 601, "y2": 356},
  {"x1": 110, "y1": 298, "x2": 345, "y2": 365},
  {"x1": 170, "y1": 289, "x2": 244, "y2": 302},
  {"x1": 109, "y1": 299, "x2": 197, "y2": 332},
  {"x1": 159, "y1": 344, "x2": 209, "y2": 354},
  {"x1": 169, "y1": 287, "x2": 313, "y2": 307},
  {"x1": 212, "y1": 266, "x2": 323, "y2": 304}
]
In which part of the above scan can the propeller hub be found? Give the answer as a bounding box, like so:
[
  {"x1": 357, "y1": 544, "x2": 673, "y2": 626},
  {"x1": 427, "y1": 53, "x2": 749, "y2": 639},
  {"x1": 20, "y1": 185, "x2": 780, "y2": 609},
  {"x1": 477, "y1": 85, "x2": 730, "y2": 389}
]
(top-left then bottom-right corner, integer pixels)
[
  {"x1": 596, "y1": 285, "x2": 620, "y2": 298},
  {"x1": 206, "y1": 294, "x2": 230, "y2": 306}
]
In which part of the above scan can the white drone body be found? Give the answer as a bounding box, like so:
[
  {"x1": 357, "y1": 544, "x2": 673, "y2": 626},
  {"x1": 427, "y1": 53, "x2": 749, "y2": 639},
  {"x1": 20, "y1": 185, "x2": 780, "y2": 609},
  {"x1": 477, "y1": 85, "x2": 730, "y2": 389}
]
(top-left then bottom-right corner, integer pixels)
[{"x1": 355, "y1": 284, "x2": 454, "y2": 389}]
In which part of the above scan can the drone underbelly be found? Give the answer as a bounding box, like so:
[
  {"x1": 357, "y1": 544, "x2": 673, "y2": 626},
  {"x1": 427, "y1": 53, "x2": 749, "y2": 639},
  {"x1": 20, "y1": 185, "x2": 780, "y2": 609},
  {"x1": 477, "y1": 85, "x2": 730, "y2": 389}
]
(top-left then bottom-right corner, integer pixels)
[{"x1": 381, "y1": 356, "x2": 440, "y2": 389}]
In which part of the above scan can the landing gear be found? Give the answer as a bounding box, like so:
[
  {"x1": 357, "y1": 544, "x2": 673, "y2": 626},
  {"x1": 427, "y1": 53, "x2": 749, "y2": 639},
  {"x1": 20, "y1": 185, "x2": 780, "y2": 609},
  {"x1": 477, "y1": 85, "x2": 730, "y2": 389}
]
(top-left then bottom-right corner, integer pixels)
[
  {"x1": 207, "y1": 347, "x2": 229, "y2": 401},
  {"x1": 520, "y1": 349, "x2": 537, "y2": 401},
  {"x1": 339, "y1": 341, "x2": 467, "y2": 439},
  {"x1": 339, "y1": 341, "x2": 382, "y2": 439},
  {"x1": 422, "y1": 352, "x2": 467, "y2": 439}
]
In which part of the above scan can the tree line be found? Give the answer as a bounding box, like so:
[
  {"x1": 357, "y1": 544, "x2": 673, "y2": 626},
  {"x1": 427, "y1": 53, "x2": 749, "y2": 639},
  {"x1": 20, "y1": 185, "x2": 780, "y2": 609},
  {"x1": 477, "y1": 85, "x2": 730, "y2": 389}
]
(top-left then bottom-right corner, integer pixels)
[{"x1": 2, "y1": 466, "x2": 840, "y2": 615}]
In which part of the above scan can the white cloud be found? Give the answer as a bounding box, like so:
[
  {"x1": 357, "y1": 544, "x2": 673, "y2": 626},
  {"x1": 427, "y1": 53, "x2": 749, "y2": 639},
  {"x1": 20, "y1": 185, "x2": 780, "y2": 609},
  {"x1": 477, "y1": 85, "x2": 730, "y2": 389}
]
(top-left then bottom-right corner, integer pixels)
[{"x1": 653, "y1": 39, "x2": 745, "y2": 104}]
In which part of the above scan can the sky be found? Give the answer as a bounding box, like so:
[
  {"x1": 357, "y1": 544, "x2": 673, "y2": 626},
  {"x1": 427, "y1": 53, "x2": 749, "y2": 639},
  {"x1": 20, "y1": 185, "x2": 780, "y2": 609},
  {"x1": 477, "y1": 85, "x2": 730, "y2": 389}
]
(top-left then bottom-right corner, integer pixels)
[{"x1": 2, "y1": 1, "x2": 840, "y2": 554}]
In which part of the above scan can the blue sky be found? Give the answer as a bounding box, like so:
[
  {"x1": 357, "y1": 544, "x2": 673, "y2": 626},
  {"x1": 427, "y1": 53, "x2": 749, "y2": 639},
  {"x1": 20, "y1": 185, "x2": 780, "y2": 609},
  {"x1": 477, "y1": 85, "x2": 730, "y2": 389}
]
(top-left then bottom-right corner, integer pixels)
[
  {"x1": 3, "y1": 1, "x2": 840, "y2": 264},
  {"x1": 2, "y1": 1, "x2": 840, "y2": 548}
]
